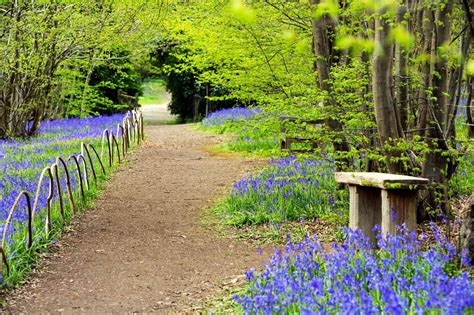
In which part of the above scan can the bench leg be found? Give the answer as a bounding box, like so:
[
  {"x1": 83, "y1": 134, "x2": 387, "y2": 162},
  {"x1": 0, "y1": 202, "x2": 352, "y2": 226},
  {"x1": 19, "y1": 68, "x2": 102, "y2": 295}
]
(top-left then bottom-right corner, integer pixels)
[
  {"x1": 349, "y1": 185, "x2": 382, "y2": 243},
  {"x1": 381, "y1": 189, "x2": 417, "y2": 237}
]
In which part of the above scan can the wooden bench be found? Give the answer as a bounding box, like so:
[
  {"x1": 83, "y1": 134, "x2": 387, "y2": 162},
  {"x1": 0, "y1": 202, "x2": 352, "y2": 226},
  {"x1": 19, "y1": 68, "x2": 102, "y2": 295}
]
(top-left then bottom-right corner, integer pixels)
[
  {"x1": 335, "y1": 172, "x2": 429, "y2": 241},
  {"x1": 279, "y1": 116, "x2": 324, "y2": 152}
]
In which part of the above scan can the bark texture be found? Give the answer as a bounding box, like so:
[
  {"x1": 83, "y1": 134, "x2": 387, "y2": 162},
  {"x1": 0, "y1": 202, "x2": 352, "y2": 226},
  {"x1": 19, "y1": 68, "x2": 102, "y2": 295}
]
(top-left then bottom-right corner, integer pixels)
[
  {"x1": 372, "y1": 14, "x2": 404, "y2": 173},
  {"x1": 310, "y1": 0, "x2": 350, "y2": 167}
]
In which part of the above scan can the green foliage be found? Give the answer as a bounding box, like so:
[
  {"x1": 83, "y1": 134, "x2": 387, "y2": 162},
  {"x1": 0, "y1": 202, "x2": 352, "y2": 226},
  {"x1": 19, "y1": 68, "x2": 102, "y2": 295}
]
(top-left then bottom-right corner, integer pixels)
[
  {"x1": 61, "y1": 45, "x2": 144, "y2": 117},
  {"x1": 0, "y1": 0, "x2": 164, "y2": 136},
  {"x1": 150, "y1": 37, "x2": 239, "y2": 121},
  {"x1": 467, "y1": 59, "x2": 474, "y2": 76},
  {"x1": 223, "y1": 126, "x2": 278, "y2": 157},
  {"x1": 159, "y1": 0, "x2": 472, "y2": 218},
  {"x1": 4, "y1": 174, "x2": 107, "y2": 286},
  {"x1": 449, "y1": 148, "x2": 474, "y2": 197},
  {"x1": 199, "y1": 109, "x2": 280, "y2": 157}
]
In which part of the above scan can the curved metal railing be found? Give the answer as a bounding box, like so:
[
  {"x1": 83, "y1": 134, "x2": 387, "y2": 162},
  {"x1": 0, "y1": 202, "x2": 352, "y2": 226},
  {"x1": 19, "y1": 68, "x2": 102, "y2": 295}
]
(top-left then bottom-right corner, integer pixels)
[{"x1": 0, "y1": 110, "x2": 144, "y2": 280}]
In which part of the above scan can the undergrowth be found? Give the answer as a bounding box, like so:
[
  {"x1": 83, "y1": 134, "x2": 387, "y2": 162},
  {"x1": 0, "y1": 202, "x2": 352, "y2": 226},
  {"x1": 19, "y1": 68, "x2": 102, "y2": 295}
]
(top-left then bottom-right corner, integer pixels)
[{"x1": 198, "y1": 107, "x2": 279, "y2": 157}]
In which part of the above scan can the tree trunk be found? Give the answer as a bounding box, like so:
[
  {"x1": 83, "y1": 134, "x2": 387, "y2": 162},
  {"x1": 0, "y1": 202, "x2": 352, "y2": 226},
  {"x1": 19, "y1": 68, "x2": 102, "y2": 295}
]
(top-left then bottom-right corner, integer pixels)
[
  {"x1": 310, "y1": 0, "x2": 350, "y2": 169},
  {"x1": 416, "y1": 6, "x2": 434, "y2": 137},
  {"x1": 421, "y1": 1, "x2": 455, "y2": 214},
  {"x1": 394, "y1": 2, "x2": 409, "y2": 132},
  {"x1": 372, "y1": 13, "x2": 404, "y2": 173},
  {"x1": 460, "y1": 194, "x2": 474, "y2": 262},
  {"x1": 467, "y1": 78, "x2": 474, "y2": 138}
]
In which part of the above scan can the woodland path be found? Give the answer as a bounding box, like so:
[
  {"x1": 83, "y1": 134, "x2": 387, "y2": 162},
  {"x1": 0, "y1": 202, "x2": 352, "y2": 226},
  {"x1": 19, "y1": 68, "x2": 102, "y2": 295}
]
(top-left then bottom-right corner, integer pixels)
[{"x1": 3, "y1": 106, "x2": 268, "y2": 313}]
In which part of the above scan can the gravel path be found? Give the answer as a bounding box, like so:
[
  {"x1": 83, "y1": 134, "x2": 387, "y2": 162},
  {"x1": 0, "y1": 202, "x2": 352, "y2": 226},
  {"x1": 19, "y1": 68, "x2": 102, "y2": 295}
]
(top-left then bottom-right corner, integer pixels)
[{"x1": 2, "y1": 109, "x2": 267, "y2": 313}]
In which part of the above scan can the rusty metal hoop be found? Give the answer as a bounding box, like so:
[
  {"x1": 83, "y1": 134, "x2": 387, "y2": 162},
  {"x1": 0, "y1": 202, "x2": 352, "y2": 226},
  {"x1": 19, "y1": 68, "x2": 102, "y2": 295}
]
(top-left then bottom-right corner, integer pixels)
[
  {"x1": 68, "y1": 155, "x2": 85, "y2": 199},
  {"x1": 0, "y1": 110, "x2": 144, "y2": 281},
  {"x1": 55, "y1": 157, "x2": 76, "y2": 214},
  {"x1": 101, "y1": 129, "x2": 112, "y2": 167},
  {"x1": 1, "y1": 191, "x2": 33, "y2": 254},
  {"x1": 0, "y1": 247, "x2": 9, "y2": 278},
  {"x1": 77, "y1": 154, "x2": 90, "y2": 191},
  {"x1": 139, "y1": 112, "x2": 144, "y2": 141},
  {"x1": 88, "y1": 144, "x2": 106, "y2": 175},
  {"x1": 81, "y1": 143, "x2": 98, "y2": 180},
  {"x1": 30, "y1": 167, "x2": 54, "y2": 227},
  {"x1": 117, "y1": 124, "x2": 126, "y2": 158},
  {"x1": 110, "y1": 135, "x2": 121, "y2": 164},
  {"x1": 51, "y1": 164, "x2": 65, "y2": 220}
]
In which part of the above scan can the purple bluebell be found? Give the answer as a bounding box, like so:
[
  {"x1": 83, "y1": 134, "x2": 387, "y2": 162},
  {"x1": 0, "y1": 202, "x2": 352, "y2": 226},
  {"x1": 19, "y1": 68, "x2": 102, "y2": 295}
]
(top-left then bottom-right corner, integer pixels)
[
  {"x1": 235, "y1": 226, "x2": 473, "y2": 314},
  {"x1": 0, "y1": 114, "x2": 125, "y2": 246}
]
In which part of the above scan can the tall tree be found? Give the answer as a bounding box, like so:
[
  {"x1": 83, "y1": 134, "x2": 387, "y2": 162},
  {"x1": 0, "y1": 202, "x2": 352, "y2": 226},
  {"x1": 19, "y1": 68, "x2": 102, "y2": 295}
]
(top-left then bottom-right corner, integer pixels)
[
  {"x1": 310, "y1": 0, "x2": 351, "y2": 167},
  {"x1": 369, "y1": 0, "x2": 471, "y2": 214}
]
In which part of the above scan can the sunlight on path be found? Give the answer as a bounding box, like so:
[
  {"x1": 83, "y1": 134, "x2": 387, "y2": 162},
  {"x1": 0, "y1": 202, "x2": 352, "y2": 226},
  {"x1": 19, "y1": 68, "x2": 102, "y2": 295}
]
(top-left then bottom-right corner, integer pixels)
[{"x1": 141, "y1": 92, "x2": 177, "y2": 125}]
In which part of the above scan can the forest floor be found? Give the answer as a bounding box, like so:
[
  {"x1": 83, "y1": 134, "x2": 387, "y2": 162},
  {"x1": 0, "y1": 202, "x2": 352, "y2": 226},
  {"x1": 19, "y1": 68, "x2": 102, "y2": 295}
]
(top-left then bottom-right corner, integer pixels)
[{"x1": 2, "y1": 104, "x2": 269, "y2": 313}]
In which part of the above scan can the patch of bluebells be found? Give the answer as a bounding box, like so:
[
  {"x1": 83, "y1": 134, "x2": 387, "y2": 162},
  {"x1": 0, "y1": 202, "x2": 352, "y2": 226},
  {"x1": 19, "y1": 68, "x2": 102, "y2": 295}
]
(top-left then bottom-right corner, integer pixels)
[
  {"x1": 0, "y1": 114, "x2": 125, "y2": 241},
  {"x1": 222, "y1": 156, "x2": 339, "y2": 225},
  {"x1": 201, "y1": 107, "x2": 261, "y2": 128},
  {"x1": 235, "y1": 226, "x2": 474, "y2": 314}
]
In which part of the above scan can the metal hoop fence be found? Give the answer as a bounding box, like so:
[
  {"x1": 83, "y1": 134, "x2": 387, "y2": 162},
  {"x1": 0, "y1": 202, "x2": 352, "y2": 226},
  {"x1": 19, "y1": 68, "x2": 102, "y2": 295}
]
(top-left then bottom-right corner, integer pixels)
[{"x1": 0, "y1": 110, "x2": 144, "y2": 280}]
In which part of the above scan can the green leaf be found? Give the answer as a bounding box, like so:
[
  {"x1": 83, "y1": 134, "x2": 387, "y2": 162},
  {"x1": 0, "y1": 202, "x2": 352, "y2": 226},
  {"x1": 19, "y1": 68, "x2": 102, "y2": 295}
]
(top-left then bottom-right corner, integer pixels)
[
  {"x1": 390, "y1": 25, "x2": 414, "y2": 49},
  {"x1": 466, "y1": 59, "x2": 474, "y2": 76},
  {"x1": 313, "y1": 0, "x2": 339, "y2": 19},
  {"x1": 230, "y1": 0, "x2": 256, "y2": 24}
]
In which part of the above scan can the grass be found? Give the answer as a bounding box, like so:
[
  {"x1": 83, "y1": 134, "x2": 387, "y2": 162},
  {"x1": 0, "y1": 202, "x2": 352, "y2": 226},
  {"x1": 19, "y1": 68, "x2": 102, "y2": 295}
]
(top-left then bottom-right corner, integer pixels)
[
  {"x1": 199, "y1": 108, "x2": 349, "y2": 243},
  {"x1": 198, "y1": 107, "x2": 474, "y2": 313},
  {"x1": 449, "y1": 115, "x2": 474, "y2": 197},
  {"x1": 202, "y1": 155, "x2": 348, "y2": 249},
  {"x1": 201, "y1": 283, "x2": 247, "y2": 314},
  {"x1": 139, "y1": 78, "x2": 168, "y2": 105},
  {"x1": 198, "y1": 108, "x2": 280, "y2": 158},
  {"x1": 1, "y1": 151, "x2": 131, "y2": 288}
]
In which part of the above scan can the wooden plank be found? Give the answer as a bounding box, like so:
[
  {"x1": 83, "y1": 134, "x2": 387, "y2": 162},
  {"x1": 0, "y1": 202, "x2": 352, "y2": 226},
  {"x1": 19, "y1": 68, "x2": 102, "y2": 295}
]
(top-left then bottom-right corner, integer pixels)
[
  {"x1": 349, "y1": 185, "x2": 382, "y2": 243},
  {"x1": 381, "y1": 189, "x2": 417, "y2": 236},
  {"x1": 335, "y1": 172, "x2": 429, "y2": 189}
]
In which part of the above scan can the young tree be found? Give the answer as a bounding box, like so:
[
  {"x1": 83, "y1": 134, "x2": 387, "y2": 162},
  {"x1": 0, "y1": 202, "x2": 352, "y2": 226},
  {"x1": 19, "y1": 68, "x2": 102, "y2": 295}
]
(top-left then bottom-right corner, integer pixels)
[{"x1": 0, "y1": 0, "x2": 164, "y2": 137}]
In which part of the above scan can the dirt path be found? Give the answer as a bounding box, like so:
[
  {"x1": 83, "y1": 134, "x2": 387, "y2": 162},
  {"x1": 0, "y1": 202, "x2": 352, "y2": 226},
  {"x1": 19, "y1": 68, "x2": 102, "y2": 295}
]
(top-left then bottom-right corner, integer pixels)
[
  {"x1": 141, "y1": 93, "x2": 176, "y2": 125},
  {"x1": 3, "y1": 123, "x2": 267, "y2": 313}
]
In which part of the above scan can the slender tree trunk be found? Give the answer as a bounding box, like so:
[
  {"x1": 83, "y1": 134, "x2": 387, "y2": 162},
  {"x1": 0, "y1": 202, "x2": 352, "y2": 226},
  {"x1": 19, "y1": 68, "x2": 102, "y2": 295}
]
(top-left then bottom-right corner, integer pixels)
[
  {"x1": 394, "y1": 2, "x2": 409, "y2": 132},
  {"x1": 416, "y1": 5, "x2": 436, "y2": 138},
  {"x1": 467, "y1": 78, "x2": 474, "y2": 138},
  {"x1": 310, "y1": 0, "x2": 350, "y2": 169},
  {"x1": 80, "y1": 49, "x2": 96, "y2": 118},
  {"x1": 420, "y1": 1, "x2": 457, "y2": 215},
  {"x1": 372, "y1": 13, "x2": 404, "y2": 173}
]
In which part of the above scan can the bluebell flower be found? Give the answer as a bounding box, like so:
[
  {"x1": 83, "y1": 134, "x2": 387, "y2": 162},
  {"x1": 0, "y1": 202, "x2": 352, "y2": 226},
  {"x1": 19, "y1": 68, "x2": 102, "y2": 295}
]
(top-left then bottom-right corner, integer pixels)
[
  {"x1": 1, "y1": 114, "x2": 125, "y2": 259},
  {"x1": 235, "y1": 227, "x2": 474, "y2": 314}
]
